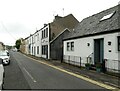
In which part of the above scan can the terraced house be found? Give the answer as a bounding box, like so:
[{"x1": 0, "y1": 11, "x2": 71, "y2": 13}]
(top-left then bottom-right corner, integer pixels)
[
  {"x1": 63, "y1": 5, "x2": 120, "y2": 73},
  {"x1": 24, "y1": 14, "x2": 79, "y2": 60}
]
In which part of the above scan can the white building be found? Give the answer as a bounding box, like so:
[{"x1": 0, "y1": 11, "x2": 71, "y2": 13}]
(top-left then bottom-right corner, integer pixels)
[
  {"x1": 63, "y1": 5, "x2": 120, "y2": 73},
  {"x1": 41, "y1": 24, "x2": 50, "y2": 59},
  {"x1": 29, "y1": 30, "x2": 42, "y2": 57}
]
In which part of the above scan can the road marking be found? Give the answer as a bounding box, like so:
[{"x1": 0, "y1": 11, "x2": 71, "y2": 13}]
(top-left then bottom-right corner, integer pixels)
[
  {"x1": 23, "y1": 67, "x2": 37, "y2": 83},
  {"x1": 24, "y1": 55, "x2": 118, "y2": 90}
]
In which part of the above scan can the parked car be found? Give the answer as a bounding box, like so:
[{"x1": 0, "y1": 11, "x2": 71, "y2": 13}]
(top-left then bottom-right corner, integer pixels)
[
  {"x1": 0, "y1": 58, "x2": 4, "y2": 89},
  {"x1": 0, "y1": 51, "x2": 10, "y2": 65},
  {"x1": 12, "y1": 48, "x2": 17, "y2": 52}
]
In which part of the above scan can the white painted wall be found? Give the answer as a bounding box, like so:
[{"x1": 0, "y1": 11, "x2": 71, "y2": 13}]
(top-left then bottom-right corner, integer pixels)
[
  {"x1": 64, "y1": 32, "x2": 119, "y2": 73},
  {"x1": 34, "y1": 31, "x2": 42, "y2": 57},
  {"x1": 41, "y1": 25, "x2": 50, "y2": 59}
]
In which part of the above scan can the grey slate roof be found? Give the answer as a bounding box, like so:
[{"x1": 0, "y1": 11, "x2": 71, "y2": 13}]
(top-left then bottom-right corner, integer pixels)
[{"x1": 64, "y1": 5, "x2": 120, "y2": 40}]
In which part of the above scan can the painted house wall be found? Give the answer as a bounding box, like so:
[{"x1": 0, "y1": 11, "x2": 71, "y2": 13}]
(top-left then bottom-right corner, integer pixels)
[
  {"x1": 41, "y1": 25, "x2": 50, "y2": 59},
  {"x1": 63, "y1": 32, "x2": 119, "y2": 73},
  {"x1": 34, "y1": 31, "x2": 42, "y2": 57},
  {"x1": 32, "y1": 34, "x2": 35, "y2": 56}
]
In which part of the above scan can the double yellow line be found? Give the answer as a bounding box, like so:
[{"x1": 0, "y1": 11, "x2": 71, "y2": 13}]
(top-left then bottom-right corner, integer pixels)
[{"x1": 25, "y1": 55, "x2": 119, "y2": 90}]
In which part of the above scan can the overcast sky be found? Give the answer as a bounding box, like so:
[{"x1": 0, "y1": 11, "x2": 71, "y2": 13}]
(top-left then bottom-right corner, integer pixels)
[{"x1": 0, "y1": 0, "x2": 119, "y2": 46}]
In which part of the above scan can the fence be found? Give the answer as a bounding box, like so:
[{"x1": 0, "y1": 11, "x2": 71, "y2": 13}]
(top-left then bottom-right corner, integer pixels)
[
  {"x1": 105, "y1": 59, "x2": 120, "y2": 73},
  {"x1": 63, "y1": 55, "x2": 93, "y2": 67},
  {"x1": 64, "y1": 55, "x2": 120, "y2": 73}
]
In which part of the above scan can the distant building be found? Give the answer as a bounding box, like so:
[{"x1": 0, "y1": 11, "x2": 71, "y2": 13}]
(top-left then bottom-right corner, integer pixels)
[
  {"x1": 20, "y1": 38, "x2": 25, "y2": 53},
  {"x1": 0, "y1": 42, "x2": 5, "y2": 51},
  {"x1": 63, "y1": 5, "x2": 120, "y2": 73}
]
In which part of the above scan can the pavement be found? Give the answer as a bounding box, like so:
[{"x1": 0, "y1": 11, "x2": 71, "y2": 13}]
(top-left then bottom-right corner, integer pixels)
[{"x1": 26, "y1": 54, "x2": 120, "y2": 89}]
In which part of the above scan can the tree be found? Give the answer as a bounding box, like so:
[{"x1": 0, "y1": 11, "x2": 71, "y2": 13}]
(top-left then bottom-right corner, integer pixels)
[{"x1": 15, "y1": 39, "x2": 21, "y2": 49}]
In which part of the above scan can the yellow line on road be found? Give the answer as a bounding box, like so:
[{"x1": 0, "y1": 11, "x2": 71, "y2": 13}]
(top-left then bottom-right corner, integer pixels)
[{"x1": 25, "y1": 55, "x2": 118, "y2": 90}]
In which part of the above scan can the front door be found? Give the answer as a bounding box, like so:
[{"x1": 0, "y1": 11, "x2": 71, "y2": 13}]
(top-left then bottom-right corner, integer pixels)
[
  {"x1": 45, "y1": 45, "x2": 48, "y2": 59},
  {"x1": 94, "y1": 38, "x2": 104, "y2": 64}
]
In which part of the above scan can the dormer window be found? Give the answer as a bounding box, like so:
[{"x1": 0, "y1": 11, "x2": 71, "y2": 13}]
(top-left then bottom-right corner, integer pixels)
[{"x1": 100, "y1": 11, "x2": 115, "y2": 21}]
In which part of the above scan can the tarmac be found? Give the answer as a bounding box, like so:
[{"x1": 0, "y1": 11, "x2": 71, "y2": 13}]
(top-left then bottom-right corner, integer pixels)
[{"x1": 26, "y1": 54, "x2": 120, "y2": 89}]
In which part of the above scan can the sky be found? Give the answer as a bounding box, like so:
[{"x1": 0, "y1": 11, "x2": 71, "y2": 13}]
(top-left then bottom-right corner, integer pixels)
[{"x1": 0, "y1": 0, "x2": 119, "y2": 46}]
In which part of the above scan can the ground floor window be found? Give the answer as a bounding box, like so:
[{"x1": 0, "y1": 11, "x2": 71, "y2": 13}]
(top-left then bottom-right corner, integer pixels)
[
  {"x1": 118, "y1": 36, "x2": 120, "y2": 51},
  {"x1": 37, "y1": 46, "x2": 39, "y2": 54},
  {"x1": 34, "y1": 47, "x2": 36, "y2": 55},
  {"x1": 67, "y1": 42, "x2": 74, "y2": 51},
  {"x1": 67, "y1": 42, "x2": 70, "y2": 51},
  {"x1": 32, "y1": 47, "x2": 33, "y2": 54},
  {"x1": 42, "y1": 45, "x2": 48, "y2": 55}
]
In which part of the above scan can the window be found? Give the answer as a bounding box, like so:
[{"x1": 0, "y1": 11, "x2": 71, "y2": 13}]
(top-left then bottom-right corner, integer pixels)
[
  {"x1": 42, "y1": 45, "x2": 45, "y2": 55},
  {"x1": 67, "y1": 42, "x2": 70, "y2": 51},
  {"x1": 71, "y1": 42, "x2": 74, "y2": 51},
  {"x1": 42, "y1": 45, "x2": 48, "y2": 55},
  {"x1": 44, "y1": 29, "x2": 46, "y2": 38},
  {"x1": 42, "y1": 46, "x2": 44, "y2": 54},
  {"x1": 32, "y1": 47, "x2": 33, "y2": 54},
  {"x1": 100, "y1": 11, "x2": 115, "y2": 21},
  {"x1": 67, "y1": 42, "x2": 74, "y2": 51},
  {"x1": 34, "y1": 47, "x2": 36, "y2": 55},
  {"x1": 42, "y1": 31, "x2": 43, "y2": 38},
  {"x1": 42, "y1": 28, "x2": 48, "y2": 39},
  {"x1": 37, "y1": 46, "x2": 39, "y2": 54},
  {"x1": 46, "y1": 28, "x2": 48, "y2": 37},
  {"x1": 37, "y1": 33, "x2": 39, "y2": 41},
  {"x1": 118, "y1": 36, "x2": 120, "y2": 51},
  {"x1": 32, "y1": 37, "x2": 33, "y2": 43}
]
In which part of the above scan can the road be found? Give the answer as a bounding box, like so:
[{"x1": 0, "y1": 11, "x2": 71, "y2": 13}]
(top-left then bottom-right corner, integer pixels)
[{"x1": 3, "y1": 51, "x2": 109, "y2": 90}]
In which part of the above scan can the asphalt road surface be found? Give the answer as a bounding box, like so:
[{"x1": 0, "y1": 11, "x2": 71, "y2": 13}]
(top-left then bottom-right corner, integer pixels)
[{"x1": 3, "y1": 51, "x2": 109, "y2": 90}]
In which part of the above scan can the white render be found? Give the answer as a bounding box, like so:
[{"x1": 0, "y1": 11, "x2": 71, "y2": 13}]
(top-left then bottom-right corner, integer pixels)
[
  {"x1": 41, "y1": 25, "x2": 50, "y2": 59},
  {"x1": 33, "y1": 31, "x2": 42, "y2": 57},
  {"x1": 25, "y1": 29, "x2": 42, "y2": 57},
  {"x1": 64, "y1": 32, "x2": 120, "y2": 73}
]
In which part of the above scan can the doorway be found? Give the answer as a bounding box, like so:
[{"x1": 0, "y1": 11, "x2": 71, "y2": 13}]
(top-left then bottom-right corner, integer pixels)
[{"x1": 94, "y1": 38, "x2": 104, "y2": 64}]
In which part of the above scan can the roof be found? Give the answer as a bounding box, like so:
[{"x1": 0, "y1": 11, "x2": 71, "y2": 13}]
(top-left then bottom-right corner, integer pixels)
[
  {"x1": 50, "y1": 14, "x2": 79, "y2": 39},
  {"x1": 53, "y1": 14, "x2": 79, "y2": 29},
  {"x1": 50, "y1": 28, "x2": 70, "y2": 43},
  {"x1": 64, "y1": 5, "x2": 120, "y2": 40}
]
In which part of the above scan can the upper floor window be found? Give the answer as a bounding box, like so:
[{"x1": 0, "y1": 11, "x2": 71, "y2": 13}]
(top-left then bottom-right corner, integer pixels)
[
  {"x1": 118, "y1": 36, "x2": 120, "y2": 51},
  {"x1": 42, "y1": 28, "x2": 49, "y2": 39},
  {"x1": 37, "y1": 33, "x2": 39, "y2": 41},
  {"x1": 42, "y1": 31, "x2": 43, "y2": 38},
  {"x1": 32, "y1": 37, "x2": 33, "y2": 43},
  {"x1": 44, "y1": 29, "x2": 46, "y2": 38},
  {"x1": 46, "y1": 28, "x2": 48, "y2": 37}
]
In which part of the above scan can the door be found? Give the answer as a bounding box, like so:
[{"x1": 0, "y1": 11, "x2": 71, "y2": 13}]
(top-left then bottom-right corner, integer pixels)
[
  {"x1": 45, "y1": 45, "x2": 48, "y2": 59},
  {"x1": 94, "y1": 38, "x2": 104, "y2": 64}
]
